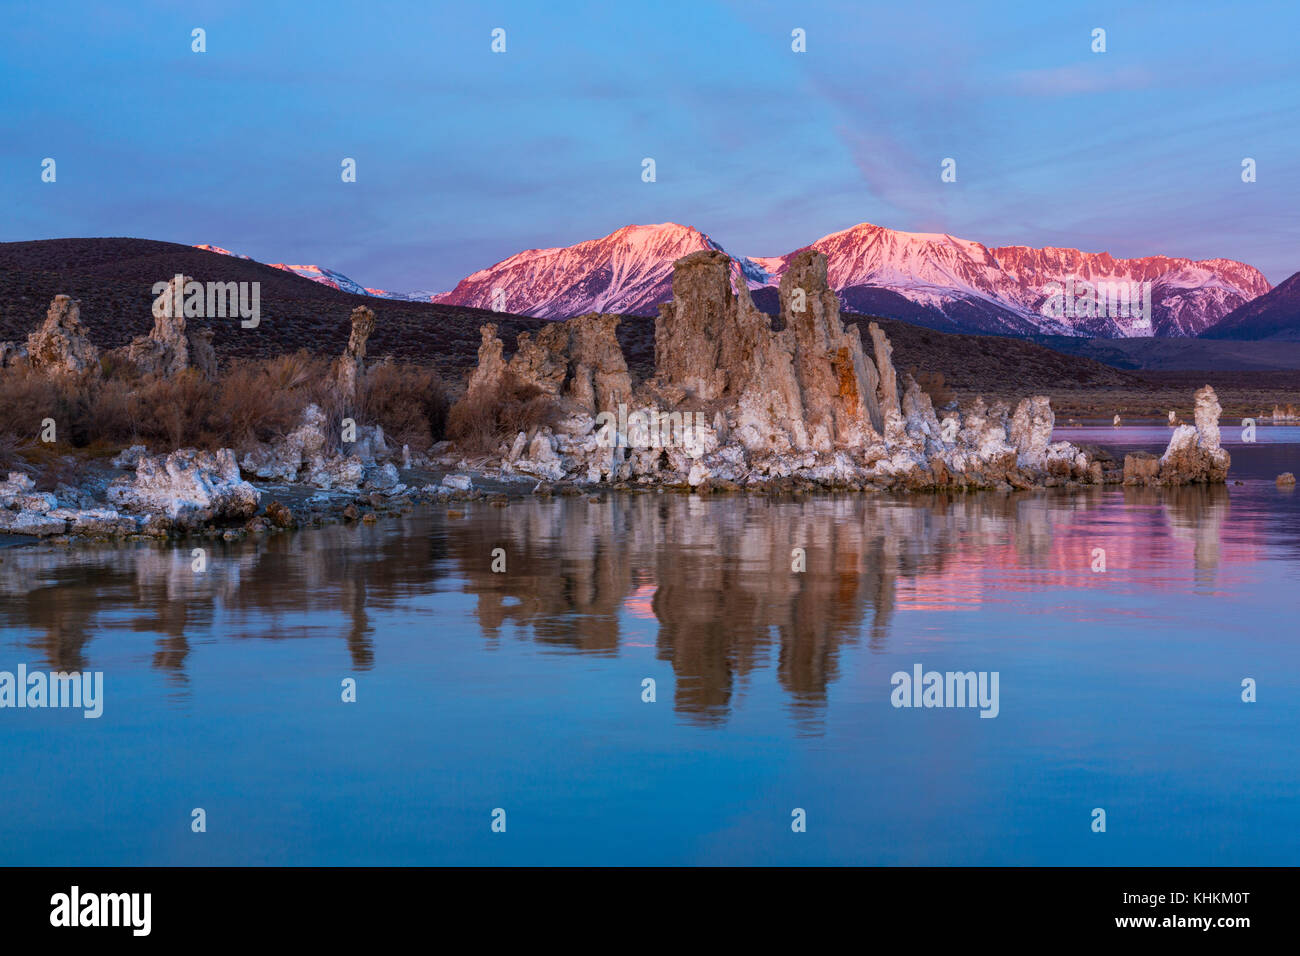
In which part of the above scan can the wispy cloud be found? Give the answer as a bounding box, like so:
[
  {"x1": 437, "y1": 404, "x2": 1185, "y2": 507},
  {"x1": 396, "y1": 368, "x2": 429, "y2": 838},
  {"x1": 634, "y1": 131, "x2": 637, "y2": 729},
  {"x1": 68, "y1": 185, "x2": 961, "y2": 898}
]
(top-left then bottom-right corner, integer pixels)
[{"x1": 1005, "y1": 64, "x2": 1156, "y2": 96}]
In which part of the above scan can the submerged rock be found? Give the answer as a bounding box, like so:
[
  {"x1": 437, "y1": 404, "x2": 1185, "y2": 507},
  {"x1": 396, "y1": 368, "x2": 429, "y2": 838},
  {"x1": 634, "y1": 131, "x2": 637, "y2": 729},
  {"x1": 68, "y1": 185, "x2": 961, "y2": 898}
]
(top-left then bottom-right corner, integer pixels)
[
  {"x1": 265, "y1": 500, "x2": 295, "y2": 528},
  {"x1": 1123, "y1": 452, "x2": 1161, "y2": 485},
  {"x1": 363, "y1": 462, "x2": 403, "y2": 492}
]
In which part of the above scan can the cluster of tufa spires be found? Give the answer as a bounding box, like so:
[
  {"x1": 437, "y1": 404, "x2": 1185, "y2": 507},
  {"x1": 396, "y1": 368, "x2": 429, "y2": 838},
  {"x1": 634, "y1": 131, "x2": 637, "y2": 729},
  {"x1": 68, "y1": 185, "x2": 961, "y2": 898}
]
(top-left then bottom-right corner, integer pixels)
[{"x1": 462, "y1": 249, "x2": 1231, "y2": 490}]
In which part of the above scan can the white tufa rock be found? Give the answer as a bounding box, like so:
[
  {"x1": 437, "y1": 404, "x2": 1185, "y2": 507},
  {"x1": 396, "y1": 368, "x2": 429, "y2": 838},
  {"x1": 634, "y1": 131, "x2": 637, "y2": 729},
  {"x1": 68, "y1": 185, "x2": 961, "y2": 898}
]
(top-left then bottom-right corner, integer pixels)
[
  {"x1": 441, "y1": 473, "x2": 473, "y2": 492},
  {"x1": 107, "y1": 448, "x2": 259, "y2": 524},
  {"x1": 111, "y1": 445, "x2": 149, "y2": 469},
  {"x1": 26, "y1": 295, "x2": 100, "y2": 377},
  {"x1": 1009, "y1": 396, "x2": 1055, "y2": 472}
]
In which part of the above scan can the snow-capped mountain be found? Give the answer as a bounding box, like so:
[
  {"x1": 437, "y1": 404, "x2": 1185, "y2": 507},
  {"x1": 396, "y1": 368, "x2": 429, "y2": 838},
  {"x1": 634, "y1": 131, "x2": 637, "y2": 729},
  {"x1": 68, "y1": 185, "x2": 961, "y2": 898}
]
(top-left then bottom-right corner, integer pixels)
[
  {"x1": 985, "y1": 246, "x2": 1270, "y2": 337},
  {"x1": 198, "y1": 222, "x2": 1271, "y2": 338},
  {"x1": 750, "y1": 224, "x2": 1269, "y2": 337},
  {"x1": 194, "y1": 244, "x2": 419, "y2": 300},
  {"x1": 430, "y1": 223, "x2": 767, "y2": 319},
  {"x1": 194, "y1": 244, "x2": 251, "y2": 260},
  {"x1": 432, "y1": 222, "x2": 1269, "y2": 337}
]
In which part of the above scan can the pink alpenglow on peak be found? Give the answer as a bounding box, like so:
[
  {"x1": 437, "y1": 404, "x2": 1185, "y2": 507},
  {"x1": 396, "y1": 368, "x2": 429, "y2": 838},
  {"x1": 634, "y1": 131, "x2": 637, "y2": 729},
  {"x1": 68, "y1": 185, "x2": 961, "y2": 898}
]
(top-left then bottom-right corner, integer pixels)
[
  {"x1": 196, "y1": 244, "x2": 378, "y2": 298},
  {"x1": 193, "y1": 244, "x2": 250, "y2": 259},
  {"x1": 265, "y1": 262, "x2": 373, "y2": 297},
  {"x1": 433, "y1": 221, "x2": 1270, "y2": 337},
  {"x1": 197, "y1": 219, "x2": 1271, "y2": 338},
  {"x1": 431, "y1": 223, "x2": 771, "y2": 319},
  {"x1": 195, "y1": 243, "x2": 440, "y2": 302}
]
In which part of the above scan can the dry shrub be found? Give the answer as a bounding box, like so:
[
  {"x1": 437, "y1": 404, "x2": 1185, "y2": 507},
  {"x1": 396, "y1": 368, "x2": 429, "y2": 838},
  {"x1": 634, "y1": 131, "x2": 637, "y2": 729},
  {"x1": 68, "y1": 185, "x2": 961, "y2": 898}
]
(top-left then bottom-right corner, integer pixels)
[
  {"x1": 0, "y1": 434, "x2": 21, "y2": 472},
  {"x1": 262, "y1": 351, "x2": 326, "y2": 393},
  {"x1": 87, "y1": 379, "x2": 139, "y2": 443},
  {"x1": 127, "y1": 370, "x2": 221, "y2": 449},
  {"x1": 0, "y1": 350, "x2": 451, "y2": 464},
  {"x1": 213, "y1": 352, "x2": 330, "y2": 448},
  {"x1": 0, "y1": 365, "x2": 63, "y2": 444},
  {"x1": 98, "y1": 351, "x2": 141, "y2": 385},
  {"x1": 359, "y1": 362, "x2": 449, "y2": 452},
  {"x1": 0, "y1": 364, "x2": 111, "y2": 446},
  {"x1": 446, "y1": 370, "x2": 560, "y2": 456}
]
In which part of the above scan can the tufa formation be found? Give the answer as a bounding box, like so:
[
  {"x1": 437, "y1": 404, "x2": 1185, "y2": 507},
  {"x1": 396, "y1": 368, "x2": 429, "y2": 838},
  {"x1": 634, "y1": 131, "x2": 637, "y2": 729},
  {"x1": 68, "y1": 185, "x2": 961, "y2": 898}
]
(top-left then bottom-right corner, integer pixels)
[{"x1": 457, "y1": 249, "x2": 1232, "y2": 491}]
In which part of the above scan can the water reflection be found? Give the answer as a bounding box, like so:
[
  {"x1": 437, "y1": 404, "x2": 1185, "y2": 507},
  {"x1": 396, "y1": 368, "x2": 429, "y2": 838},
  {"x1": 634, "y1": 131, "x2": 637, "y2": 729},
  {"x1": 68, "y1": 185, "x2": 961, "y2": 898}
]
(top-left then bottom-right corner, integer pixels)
[
  {"x1": 0, "y1": 481, "x2": 1257, "y2": 727},
  {"x1": 445, "y1": 487, "x2": 1242, "y2": 720}
]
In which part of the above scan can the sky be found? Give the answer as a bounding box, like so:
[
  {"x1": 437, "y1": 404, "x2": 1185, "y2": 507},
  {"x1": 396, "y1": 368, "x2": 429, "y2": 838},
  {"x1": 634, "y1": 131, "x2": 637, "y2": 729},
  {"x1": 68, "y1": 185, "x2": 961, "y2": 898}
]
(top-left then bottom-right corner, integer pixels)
[{"x1": 2, "y1": 0, "x2": 1298, "y2": 292}]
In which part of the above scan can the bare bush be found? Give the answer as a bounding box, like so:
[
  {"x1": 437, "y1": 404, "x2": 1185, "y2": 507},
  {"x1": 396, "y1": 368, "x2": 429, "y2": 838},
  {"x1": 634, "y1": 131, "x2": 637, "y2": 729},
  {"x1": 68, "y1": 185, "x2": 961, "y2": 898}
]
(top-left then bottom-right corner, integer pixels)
[
  {"x1": 360, "y1": 362, "x2": 450, "y2": 452},
  {"x1": 0, "y1": 351, "x2": 450, "y2": 466},
  {"x1": 446, "y1": 370, "x2": 560, "y2": 456}
]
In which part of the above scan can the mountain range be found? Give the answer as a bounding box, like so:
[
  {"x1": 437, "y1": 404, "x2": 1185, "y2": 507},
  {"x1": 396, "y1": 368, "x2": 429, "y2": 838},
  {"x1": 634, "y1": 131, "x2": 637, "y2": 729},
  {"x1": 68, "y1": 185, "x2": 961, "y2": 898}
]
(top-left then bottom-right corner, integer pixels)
[
  {"x1": 0, "y1": 238, "x2": 1142, "y2": 393},
  {"x1": 198, "y1": 221, "x2": 1284, "y2": 339}
]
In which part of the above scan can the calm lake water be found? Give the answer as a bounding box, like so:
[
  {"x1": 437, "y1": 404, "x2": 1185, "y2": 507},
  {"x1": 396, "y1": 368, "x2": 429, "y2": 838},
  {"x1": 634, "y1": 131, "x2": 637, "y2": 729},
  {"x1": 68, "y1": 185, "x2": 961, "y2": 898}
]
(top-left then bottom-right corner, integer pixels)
[{"x1": 1, "y1": 426, "x2": 1298, "y2": 865}]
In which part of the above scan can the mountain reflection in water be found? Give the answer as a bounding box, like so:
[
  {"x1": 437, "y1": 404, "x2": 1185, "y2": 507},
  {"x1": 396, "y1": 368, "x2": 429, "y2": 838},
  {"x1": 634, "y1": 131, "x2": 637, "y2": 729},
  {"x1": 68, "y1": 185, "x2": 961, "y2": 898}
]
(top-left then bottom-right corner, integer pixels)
[{"x1": 0, "y1": 484, "x2": 1247, "y2": 726}]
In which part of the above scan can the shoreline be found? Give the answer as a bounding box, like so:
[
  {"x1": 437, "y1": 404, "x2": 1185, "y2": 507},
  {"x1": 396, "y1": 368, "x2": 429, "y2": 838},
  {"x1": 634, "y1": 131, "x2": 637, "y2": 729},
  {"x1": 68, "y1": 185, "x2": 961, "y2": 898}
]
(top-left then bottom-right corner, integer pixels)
[{"x1": 0, "y1": 439, "x2": 1273, "y2": 551}]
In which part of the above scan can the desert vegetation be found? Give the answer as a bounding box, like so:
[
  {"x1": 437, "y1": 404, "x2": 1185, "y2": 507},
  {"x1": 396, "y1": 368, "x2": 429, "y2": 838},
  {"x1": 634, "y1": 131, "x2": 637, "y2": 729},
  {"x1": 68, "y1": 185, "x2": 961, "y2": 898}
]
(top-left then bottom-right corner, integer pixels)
[
  {"x1": 445, "y1": 368, "x2": 561, "y2": 456},
  {"x1": 0, "y1": 351, "x2": 449, "y2": 474}
]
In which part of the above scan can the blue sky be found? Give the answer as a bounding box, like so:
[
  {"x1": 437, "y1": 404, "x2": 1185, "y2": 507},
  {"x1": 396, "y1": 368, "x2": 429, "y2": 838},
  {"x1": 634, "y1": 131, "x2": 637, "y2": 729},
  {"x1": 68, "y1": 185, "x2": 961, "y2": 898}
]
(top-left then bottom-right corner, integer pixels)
[{"x1": 2, "y1": 0, "x2": 1297, "y2": 291}]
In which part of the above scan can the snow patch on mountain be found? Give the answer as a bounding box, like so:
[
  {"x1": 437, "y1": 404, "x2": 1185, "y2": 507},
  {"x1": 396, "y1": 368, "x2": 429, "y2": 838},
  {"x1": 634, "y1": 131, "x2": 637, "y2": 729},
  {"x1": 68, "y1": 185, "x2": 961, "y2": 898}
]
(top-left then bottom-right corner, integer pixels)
[{"x1": 195, "y1": 244, "x2": 400, "y2": 299}]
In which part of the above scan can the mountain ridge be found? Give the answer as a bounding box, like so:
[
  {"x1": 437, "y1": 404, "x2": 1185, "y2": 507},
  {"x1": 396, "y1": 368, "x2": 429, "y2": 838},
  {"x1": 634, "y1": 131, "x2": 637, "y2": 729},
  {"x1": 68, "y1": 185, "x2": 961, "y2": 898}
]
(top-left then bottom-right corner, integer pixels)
[
  {"x1": 1199, "y1": 271, "x2": 1300, "y2": 340},
  {"x1": 199, "y1": 220, "x2": 1271, "y2": 339}
]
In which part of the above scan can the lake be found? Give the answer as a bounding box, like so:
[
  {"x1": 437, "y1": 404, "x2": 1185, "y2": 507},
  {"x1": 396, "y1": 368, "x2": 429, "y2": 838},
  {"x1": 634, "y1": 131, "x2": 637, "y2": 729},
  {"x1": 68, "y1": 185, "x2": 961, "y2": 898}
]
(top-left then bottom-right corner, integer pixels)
[{"x1": 1, "y1": 425, "x2": 1297, "y2": 865}]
